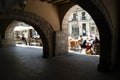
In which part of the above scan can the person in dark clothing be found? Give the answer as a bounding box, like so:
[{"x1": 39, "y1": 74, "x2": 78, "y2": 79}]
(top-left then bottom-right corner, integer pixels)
[
  {"x1": 93, "y1": 37, "x2": 100, "y2": 44},
  {"x1": 21, "y1": 35, "x2": 27, "y2": 45},
  {"x1": 81, "y1": 39, "x2": 87, "y2": 48},
  {"x1": 93, "y1": 37, "x2": 100, "y2": 55}
]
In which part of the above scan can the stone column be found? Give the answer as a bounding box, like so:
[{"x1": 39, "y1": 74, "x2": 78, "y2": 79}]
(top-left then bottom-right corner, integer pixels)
[{"x1": 55, "y1": 30, "x2": 68, "y2": 55}]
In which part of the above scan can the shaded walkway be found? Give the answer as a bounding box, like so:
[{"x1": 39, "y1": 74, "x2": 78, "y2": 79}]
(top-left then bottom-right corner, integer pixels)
[{"x1": 0, "y1": 46, "x2": 120, "y2": 80}]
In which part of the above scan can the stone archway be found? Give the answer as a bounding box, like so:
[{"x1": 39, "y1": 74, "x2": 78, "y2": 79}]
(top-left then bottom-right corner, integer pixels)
[
  {"x1": 0, "y1": 9, "x2": 54, "y2": 58},
  {"x1": 61, "y1": 0, "x2": 113, "y2": 72},
  {"x1": 5, "y1": 20, "x2": 19, "y2": 45}
]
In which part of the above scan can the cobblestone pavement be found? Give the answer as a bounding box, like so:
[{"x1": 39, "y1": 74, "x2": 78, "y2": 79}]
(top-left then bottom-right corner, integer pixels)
[{"x1": 0, "y1": 45, "x2": 120, "y2": 80}]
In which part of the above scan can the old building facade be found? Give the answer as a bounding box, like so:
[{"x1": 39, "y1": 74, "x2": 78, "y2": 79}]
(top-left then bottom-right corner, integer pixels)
[{"x1": 68, "y1": 5, "x2": 99, "y2": 39}]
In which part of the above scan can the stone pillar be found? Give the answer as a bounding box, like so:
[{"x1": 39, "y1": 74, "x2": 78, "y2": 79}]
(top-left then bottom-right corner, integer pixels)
[
  {"x1": 5, "y1": 31, "x2": 15, "y2": 45},
  {"x1": 55, "y1": 22, "x2": 69, "y2": 55},
  {"x1": 97, "y1": 30, "x2": 113, "y2": 72},
  {"x1": 29, "y1": 29, "x2": 32, "y2": 38},
  {"x1": 111, "y1": 26, "x2": 118, "y2": 71},
  {"x1": 55, "y1": 30, "x2": 68, "y2": 55}
]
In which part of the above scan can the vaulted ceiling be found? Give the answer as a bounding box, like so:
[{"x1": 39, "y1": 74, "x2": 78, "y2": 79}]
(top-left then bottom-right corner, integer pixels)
[{"x1": 0, "y1": 0, "x2": 72, "y2": 12}]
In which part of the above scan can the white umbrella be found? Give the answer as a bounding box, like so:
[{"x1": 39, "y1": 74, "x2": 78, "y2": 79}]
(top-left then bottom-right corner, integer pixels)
[{"x1": 14, "y1": 26, "x2": 34, "y2": 31}]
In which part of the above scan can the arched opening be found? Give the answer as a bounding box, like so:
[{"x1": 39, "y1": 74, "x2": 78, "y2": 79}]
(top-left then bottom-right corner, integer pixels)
[
  {"x1": 0, "y1": 9, "x2": 54, "y2": 58},
  {"x1": 5, "y1": 20, "x2": 42, "y2": 47},
  {"x1": 62, "y1": 0, "x2": 113, "y2": 72},
  {"x1": 67, "y1": 5, "x2": 100, "y2": 55}
]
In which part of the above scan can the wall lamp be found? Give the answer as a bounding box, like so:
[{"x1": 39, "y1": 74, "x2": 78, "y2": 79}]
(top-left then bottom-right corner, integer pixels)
[{"x1": 18, "y1": 0, "x2": 27, "y2": 11}]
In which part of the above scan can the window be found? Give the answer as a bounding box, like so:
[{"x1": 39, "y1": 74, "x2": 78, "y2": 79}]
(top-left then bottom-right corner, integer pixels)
[
  {"x1": 82, "y1": 12, "x2": 86, "y2": 20},
  {"x1": 72, "y1": 27, "x2": 79, "y2": 39},
  {"x1": 82, "y1": 23, "x2": 86, "y2": 36},
  {"x1": 72, "y1": 13, "x2": 78, "y2": 21}
]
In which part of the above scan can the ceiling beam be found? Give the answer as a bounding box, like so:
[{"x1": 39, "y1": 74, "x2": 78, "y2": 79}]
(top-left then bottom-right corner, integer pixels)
[{"x1": 40, "y1": 0, "x2": 70, "y2": 4}]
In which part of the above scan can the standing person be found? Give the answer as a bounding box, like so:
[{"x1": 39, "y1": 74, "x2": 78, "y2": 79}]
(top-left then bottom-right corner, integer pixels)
[
  {"x1": 80, "y1": 38, "x2": 87, "y2": 48},
  {"x1": 26, "y1": 36, "x2": 31, "y2": 45},
  {"x1": 93, "y1": 37, "x2": 100, "y2": 55},
  {"x1": 79, "y1": 37, "x2": 87, "y2": 54},
  {"x1": 21, "y1": 34, "x2": 27, "y2": 45},
  {"x1": 93, "y1": 37, "x2": 100, "y2": 44}
]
